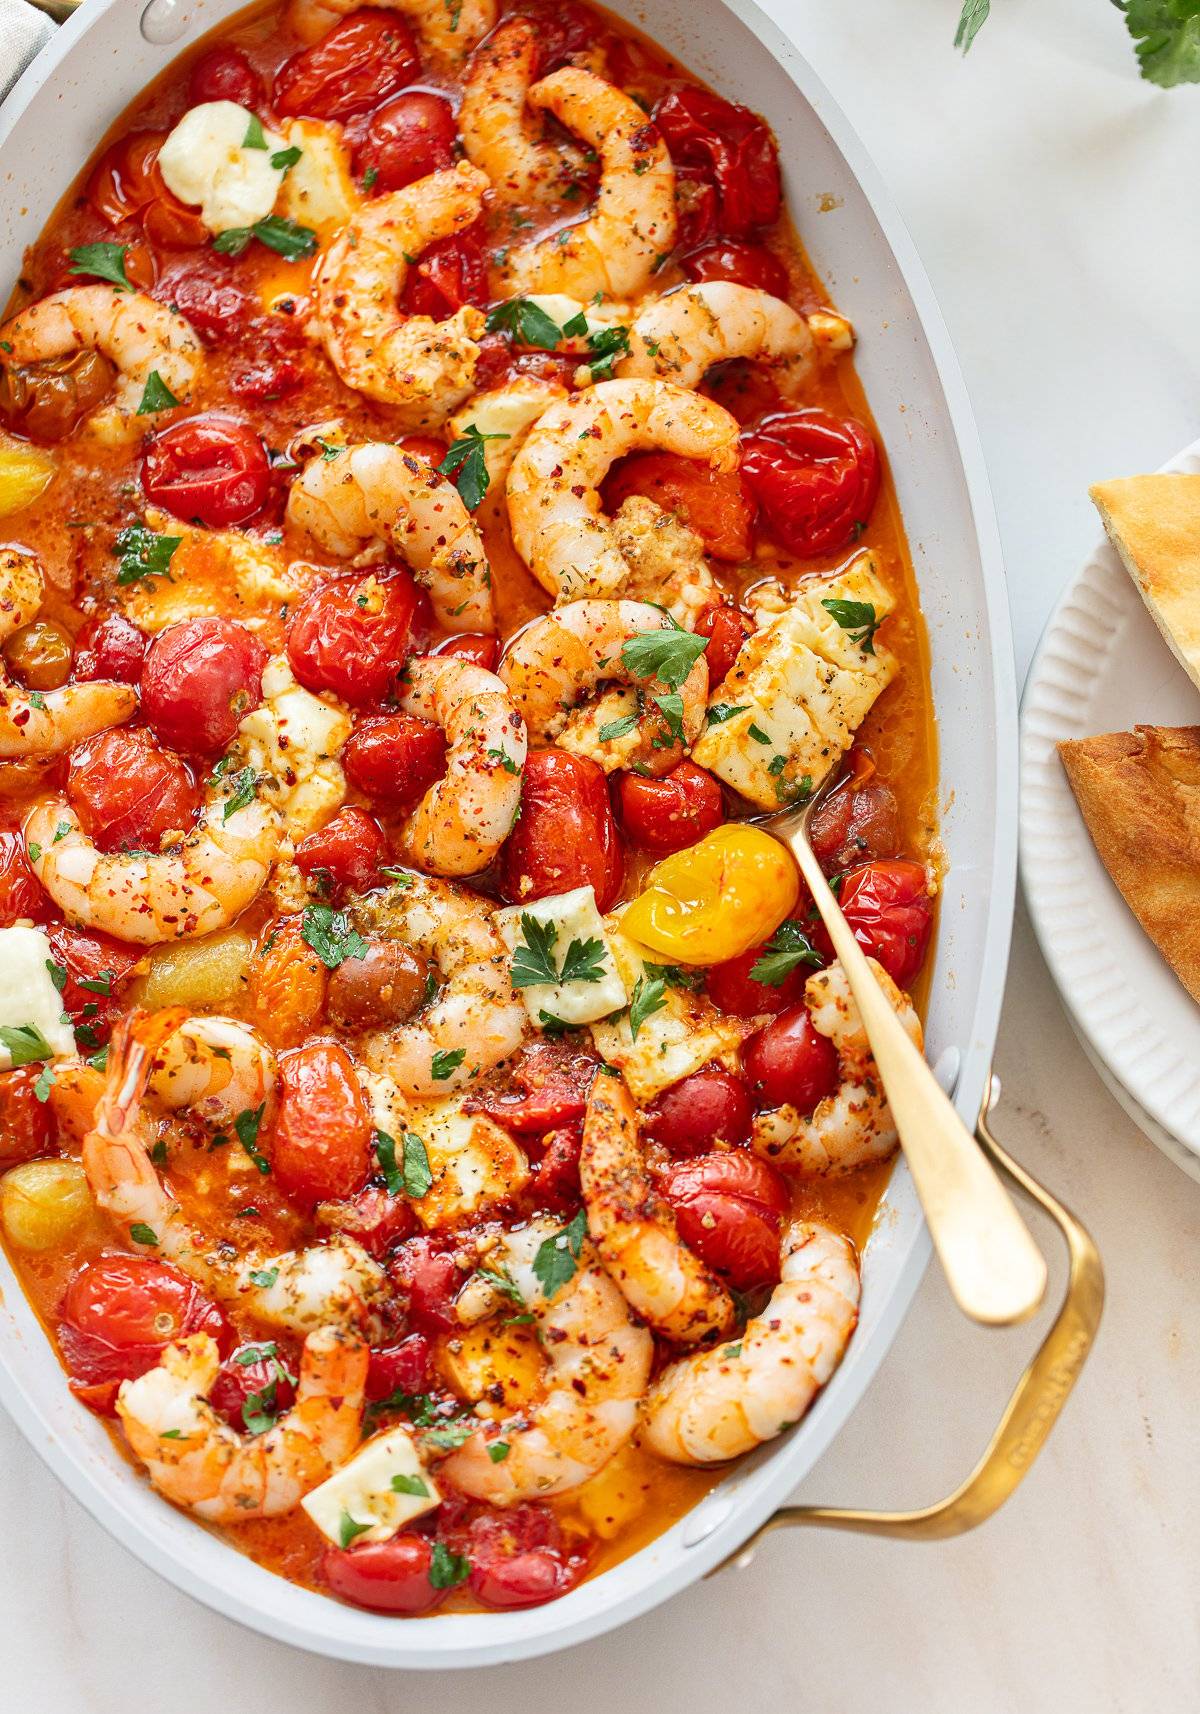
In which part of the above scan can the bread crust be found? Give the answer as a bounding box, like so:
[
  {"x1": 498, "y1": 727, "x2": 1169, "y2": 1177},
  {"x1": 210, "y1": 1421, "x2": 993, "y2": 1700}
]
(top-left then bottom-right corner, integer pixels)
[{"x1": 1090, "y1": 475, "x2": 1200, "y2": 692}]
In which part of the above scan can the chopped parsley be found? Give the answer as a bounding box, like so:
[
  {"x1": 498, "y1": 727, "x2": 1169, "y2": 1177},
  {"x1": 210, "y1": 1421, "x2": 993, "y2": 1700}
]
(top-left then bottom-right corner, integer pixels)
[
  {"x1": 129, "y1": 1221, "x2": 158, "y2": 1246},
  {"x1": 748, "y1": 723, "x2": 772, "y2": 744},
  {"x1": 375, "y1": 1128, "x2": 432, "y2": 1198},
  {"x1": 438, "y1": 424, "x2": 510, "y2": 511},
  {"x1": 510, "y1": 913, "x2": 607, "y2": 991},
  {"x1": 628, "y1": 974, "x2": 667, "y2": 1041},
  {"x1": 431, "y1": 1047, "x2": 466, "y2": 1081},
  {"x1": 621, "y1": 622, "x2": 709, "y2": 691},
  {"x1": 487, "y1": 745, "x2": 520, "y2": 774},
  {"x1": 421, "y1": 1418, "x2": 474, "y2": 1451},
  {"x1": 67, "y1": 241, "x2": 132, "y2": 291},
  {"x1": 487, "y1": 1440, "x2": 511, "y2": 1463},
  {"x1": 271, "y1": 144, "x2": 303, "y2": 171},
  {"x1": 476, "y1": 1265, "x2": 524, "y2": 1303},
  {"x1": 338, "y1": 1511, "x2": 373, "y2": 1549},
  {"x1": 248, "y1": 1266, "x2": 279, "y2": 1289},
  {"x1": 33, "y1": 1063, "x2": 55, "y2": 1102},
  {"x1": 234, "y1": 1104, "x2": 271, "y2": 1174},
  {"x1": 390, "y1": 1472, "x2": 430, "y2": 1497},
  {"x1": 822, "y1": 597, "x2": 882, "y2": 655},
  {"x1": 221, "y1": 766, "x2": 257, "y2": 822},
  {"x1": 584, "y1": 323, "x2": 630, "y2": 380},
  {"x1": 301, "y1": 904, "x2": 369, "y2": 970},
  {"x1": 112, "y1": 523, "x2": 181, "y2": 587},
  {"x1": 137, "y1": 369, "x2": 181, "y2": 414},
  {"x1": 0, "y1": 1023, "x2": 53, "y2": 1067},
  {"x1": 428, "y1": 1541, "x2": 471, "y2": 1589},
  {"x1": 243, "y1": 114, "x2": 268, "y2": 149},
  {"x1": 750, "y1": 920, "x2": 824, "y2": 987},
  {"x1": 485, "y1": 296, "x2": 563, "y2": 349},
  {"x1": 598, "y1": 710, "x2": 640, "y2": 743},
  {"x1": 532, "y1": 1206, "x2": 587, "y2": 1298},
  {"x1": 214, "y1": 215, "x2": 317, "y2": 261}
]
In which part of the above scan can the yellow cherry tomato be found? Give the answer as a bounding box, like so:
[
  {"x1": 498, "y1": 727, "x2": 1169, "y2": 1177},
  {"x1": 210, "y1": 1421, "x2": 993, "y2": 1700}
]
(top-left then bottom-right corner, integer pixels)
[{"x1": 622, "y1": 825, "x2": 800, "y2": 965}]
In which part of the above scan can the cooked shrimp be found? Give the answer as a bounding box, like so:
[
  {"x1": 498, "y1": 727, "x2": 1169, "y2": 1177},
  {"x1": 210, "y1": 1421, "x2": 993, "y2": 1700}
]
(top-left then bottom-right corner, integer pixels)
[
  {"x1": 397, "y1": 656, "x2": 527, "y2": 877},
  {"x1": 459, "y1": 19, "x2": 587, "y2": 205},
  {"x1": 287, "y1": 440, "x2": 495, "y2": 630},
  {"x1": 24, "y1": 770, "x2": 282, "y2": 946},
  {"x1": 620, "y1": 283, "x2": 844, "y2": 397},
  {"x1": 751, "y1": 960, "x2": 923, "y2": 1174},
  {"x1": 440, "y1": 1216, "x2": 653, "y2": 1500},
  {"x1": 643, "y1": 1220, "x2": 860, "y2": 1464},
  {"x1": 288, "y1": 0, "x2": 496, "y2": 64},
  {"x1": 118, "y1": 1328, "x2": 368, "y2": 1521},
  {"x1": 580, "y1": 1073, "x2": 734, "y2": 1343},
  {"x1": 0, "y1": 547, "x2": 135, "y2": 757},
  {"x1": 83, "y1": 1014, "x2": 386, "y2": 1332},
  {"x1": 150, "y1": 1016, "x2": 277, "y2": 1128},
  {"x1": 493, "y1": 67, "x2": 675, "y2": 300},
  {"x1": 506, "y1": 378, "x2": 739, "y2": 600},
  {"x1": 310, "y1": 165, "x2": 489, "y2": 424},
  {"x1": 499, "y1": 599, "x2": 708, "y2": 775},
  {"x1": 0, "y1": 287, "x2": 201, "y2": 442},
  {"x1": 445, "y1": 375, "x2": 569, "y2": 486}
]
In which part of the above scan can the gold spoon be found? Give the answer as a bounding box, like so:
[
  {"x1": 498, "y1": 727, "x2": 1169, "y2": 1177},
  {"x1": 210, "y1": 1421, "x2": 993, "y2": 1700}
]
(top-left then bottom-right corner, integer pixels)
[{"x1": 776, "y1": 779, "x2": 1047, "y2": 1326}]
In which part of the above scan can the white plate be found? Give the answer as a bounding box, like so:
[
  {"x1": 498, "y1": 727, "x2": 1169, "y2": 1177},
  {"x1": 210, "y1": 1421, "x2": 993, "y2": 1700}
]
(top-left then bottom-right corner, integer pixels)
[{"x1": 1021, "y1": 437, "x2": 1200, "y2": 1176}]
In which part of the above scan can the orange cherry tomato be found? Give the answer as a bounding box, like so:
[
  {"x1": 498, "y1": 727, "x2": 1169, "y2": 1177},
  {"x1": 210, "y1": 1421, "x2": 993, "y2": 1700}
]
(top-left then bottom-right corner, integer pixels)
[
  {"x1": 273, "y1": 1042, "x2": 373, "y2": 1207},
  {"x1": 89, "y1": 131, "x2": 208, "y2": 251}
]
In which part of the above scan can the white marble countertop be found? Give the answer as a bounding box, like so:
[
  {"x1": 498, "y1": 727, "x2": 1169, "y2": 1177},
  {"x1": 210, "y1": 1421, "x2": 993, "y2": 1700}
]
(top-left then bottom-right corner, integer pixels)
[{"x1": 3, "y1": 0, "x2": 1199, "y2": 1705}]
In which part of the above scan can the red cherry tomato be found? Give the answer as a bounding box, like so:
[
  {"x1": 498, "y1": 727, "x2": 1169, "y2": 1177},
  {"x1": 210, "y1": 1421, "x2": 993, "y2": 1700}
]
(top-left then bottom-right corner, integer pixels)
[
  {"x1": 228, "y1": 319, "x2": 306, "y2": 402},
  {"x1": 0, "y1": 829, "x2": 48, "y2": 926},
  {"x1": 741, "y1": 410, "x2": 881, "y2": 559},
  {"x1": 663, "y1": 1150, "x2": 787, "y2": 1289},
  {"x1": 674, "y1": 176, "x2": 719, "y2": 251},
  {"x1": 207, "y1": 1340, "x2": 298, "y2": 1431},
  {"x1": 323, "y1": 1534, "x2": 446, "y2": 1614},
  {"x1": 808, "y1": 781, "x2": 900, "y2": 873},
  {"x1": 272, "y1": 1043, "x2": 373, "y2": 1207},
  {"x1": 48, "y1": 924, "x2": 139, "y2": 1031},
  {"x1": 499, "y1": 748, "x2": 623, "y2": 913},
  {"x1": 0, "y1": 1067, "x2": 55, "y2": 1166},
  {"x1": 604, "y1": 453, "x2": 754, "y2": 562},
  {"x1": 342, "y1": 712, "x2": 447, "y2": 804},
  {"x1": 459, "y1": 1501, "x2": 588, "y2": 1610},
  {"x1": 743, "y1": 1002, "x2": 841, "y2": 1112},
  {"x1": 513, "y1": 0, "x2": 598, "y2": 73},
  {"x1": 72, "y1": 613, "x2": 148, "y2": 684},
  {"x1": 682, "y1": 239, "x2": 788, "y2": 297},
  {"x1": 705, "y1": 916, "x2": 820, "y2": 1019},
  {"x1": 430, "y1": 632, "x2": 500, "y2": 672},
  {"x1": 828, "y1": 859, "x2": 933, "y2": 988},
  {"x1": 294, "y1": 807, "x2": 386, "y2": 896},
  {"x1": 355, "y1": 91, "x2": 458, "y2": 192},
  {"x1": 366, "y1": 1332, "x2": 433, "y2": 1402},
  {"x1": 467, "y1": 1042, "x2": 597, "y2": 1134},
  {"x1": 389, "y1": 1237, "x2": 465, "y2": 1333},
  {"x1": 400, "y1": 227, "x2": 489, "y2": 319},
  {"x1": 188, "y1": 44, "x2": 263, "y2": 108},
  {"x1": 155, "y1": 258, "x2": 251, "y2": 344},
  {"x1": 59, "y1": 1256, "x2": 230, "y2": 1414},
  {"x1": 287, "y1": 569, "x2": 419, "y2": 708},
  {"x1": 67, "y1": 729, "x2": 200, "y2": 854},
  {"x1": 531, "y1": 1124, "x2": 583, "y2": 1209},
  {"x1": 142, "y1": 414, "x2": 271, "y2": 528},
  {"x1": 654, "y1": 86, "x2": 781, "y2": 238},
  {"x1": 140, "y1": 617, "x2": 268, "y2": 757},
  {"x1": 88, "y1": 130, "x2": 209, "y2": 250},
  {"x1": 322, "y1": 1185, "x2": 418, "y2": 1260},
  {"x1": 617, "y1": 760, "x2": 724, "y2": 856},
  {"x1": 644, "y1": 1068, "x2": 752, "y2": 1157},
  {"x1": 273, "y1": 11, "x2": 421, "y2": 120},
  {"x1": 694, "y1": 601, "x2": 754, "y2": 688}
]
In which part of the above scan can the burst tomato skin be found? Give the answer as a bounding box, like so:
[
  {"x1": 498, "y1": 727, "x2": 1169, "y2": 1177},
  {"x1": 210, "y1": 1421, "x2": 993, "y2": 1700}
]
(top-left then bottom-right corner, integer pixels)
[
  {"x1": 498, "y1": 748, "x2": 623, "y2": 913},
  {"x1": 471, "y1": 1550, "x2": 587, "y2": 1610},
  {"x1": 142, "y1": 414, "x2": 272, "y2": 528},
  {"x1": 72, "y1": 613, "x2": 148, "y2": 684},
  {"x1": 430, "y1": 632, "x2": 500, "y2": 672},
  {"x1": 743, "y1": 1002, "x2": 841, "y2": 1113},
  {"x1": 321, "y1": 1185, "x2": 418, "y2": 1260},
  {"x1": 208, "y1": 1341, "x2": 298, "y2": 1430},
  {"x1": 741, "y1": 410, "x2": 881, "y2": 558},
  {"x1": 644, "y1": 1068, "x2": 752, "y2": 1156},
  {"x1": 389, "y1": 1237, "x2": 464, "y2": 1333},
  {"x1": 604, "y1": 453, "x2": 754, "y2": 561},
  {"x1": 287, "y1": 570, "x2": 419, "y2": 708},
  {"x1": 67, "y1": 728, "x2": 200, "y2": 853},
  {"x1": 356, "y1": 91, "x2": 458, "y2": 192},
  {"x1": 247, "y1": 916, "x2": 328, "y2": 1050},
  {"x1": 0, "y1": 1068, "x2": 55, "y2": 1166},
  {"x1": 468, "y1": 1042, "x2": 598, "y2": 1134},
  {"x1": 272, "y1": 1043, "x2": 373, "y2": 1207},
  {"x1": 664, "y1": 1151, "x2": 787, "y2": 1289},
  {"x1": 366, "y1": 1332, "x2": 433, "y2": 1402},
  {"x1": 531, "y1": 1124, "x2": 584, "y2": 1209},
  {"x1": 273, "y1": 11, "x2": 421, "y2": 120},
  {"x1": 399, "y1": 227, "x2": 488, "y2": 319},
  {"x1": 155, "y1": 258, "x2": 251, "y2": 344},
  {"x1": 88, "y1": 130, "x2": 208, "y2": 249},
  {"x1": 294, "y1": 808, "x2": 386, "y2": 896},
  {"x1": 0, "y1": 829, "x2": 47, "y2": 926},
  {"x1": 342, "y1": 712, "x2": 447, "y2": 804},
  {"x1": 457, "y1": 1501, "x2": 588, "y2": 1610},
  {"x1": 47, "y1": 924, "x2": 139, "y2": 1032},
  {"x1": 827, "y1": 858, "x2": 933, "y2": 988},
  {"x1": 323, "y1": 1536, "x2": 445, "y2": 1615},
  {"x1": 705, "y1": 919, "x2": 817, "y2": 1019},
  {"x1": 189, "y1": 44, "x2": 263, "y2": 107},
  {"x1": 655, "y1": 86, "x2": 781, "y2": 238},
  {"x1": 140, "y1": 617, "x2": 268, "y2": 758},
  {"x1": 808, "y1": 781, "x2": 900, "y2": 873},
  {"x1": 681, "y1": 239, "x2": 788, "y2": 297},
  {"x1": 617, "y1": 761, "x2": 724, "y2": 856},
  {"x1": 694, "y1": 601, "x2": 754, "y2": 688}
]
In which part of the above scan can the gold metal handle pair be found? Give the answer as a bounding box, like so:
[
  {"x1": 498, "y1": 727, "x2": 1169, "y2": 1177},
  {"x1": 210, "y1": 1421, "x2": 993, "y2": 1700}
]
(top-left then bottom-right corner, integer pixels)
[{"x1": 713, "y1": 1080, "x2": 1103, "y2": 1571}]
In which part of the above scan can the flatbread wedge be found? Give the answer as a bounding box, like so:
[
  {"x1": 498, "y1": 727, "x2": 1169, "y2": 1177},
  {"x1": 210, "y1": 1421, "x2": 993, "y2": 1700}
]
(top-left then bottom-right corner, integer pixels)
[
  {"x1": 1059, "y1": 724, "x2": 1200, "y2": 1005},
  {"x1": 1090, "y1": 474, "x2": 1200, "y2": 692}
]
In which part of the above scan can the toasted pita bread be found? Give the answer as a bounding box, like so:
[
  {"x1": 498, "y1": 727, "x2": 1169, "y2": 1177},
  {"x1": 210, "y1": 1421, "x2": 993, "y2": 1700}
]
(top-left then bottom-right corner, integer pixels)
[
  {"x1": 1090, "y1": 475, "x2": 1200, "y2": 692},
  {"x1": 1059, "y1": 724, "x2": 1200, "y2": 1005}
]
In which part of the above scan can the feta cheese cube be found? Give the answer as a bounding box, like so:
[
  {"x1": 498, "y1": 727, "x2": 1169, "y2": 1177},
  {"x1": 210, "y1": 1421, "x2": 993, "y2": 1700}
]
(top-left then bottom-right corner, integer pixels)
[
  {"x1": 0, "y1": 925, "x2": 77, "y2": 1069},
  {"x1": 407, "y1": 1096, "x2": 529, "y2": 1228},
  {"x1": 496, "y1": 886, "x2": 628, "y2": 1027},
  {"x1": 236, "y1": 655, "x2": 352, "y2": 836},
  {"x1": 157, "y1": 102, "x2": 289, "y2": 236},
  {"x1": 301, "y1": 1426, "x2": 441, "y2": 1545}
]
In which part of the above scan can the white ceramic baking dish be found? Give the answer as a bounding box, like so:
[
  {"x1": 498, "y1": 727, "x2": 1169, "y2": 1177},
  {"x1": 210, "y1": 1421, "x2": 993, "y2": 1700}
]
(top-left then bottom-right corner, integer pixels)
[{"x1": 0, "y1": 0, "x2": 1019, "y2": 1668}]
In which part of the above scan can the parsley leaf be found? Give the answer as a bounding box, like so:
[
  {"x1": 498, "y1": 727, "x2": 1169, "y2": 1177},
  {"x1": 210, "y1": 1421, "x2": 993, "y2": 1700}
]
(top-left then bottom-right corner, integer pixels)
[
  {"x1": 301, "y1": 904, "x2": 369, "y2": 970},
  {"x1": 137, "y1": 369, "x2": 181, "y2": 414},
  {"x1": 338, "y1": 1511, "x2": 373, "y2": 1549},
  {"x1": 621, "y1": 624, "x2": 709, "y2": 691},
  {"x1": 598, "y1": 710, "x2": 640, "y2": 742},
  {"x1": 532, "y1": 1207, "x2": 587, "y2": 1298},
  {"x1": 438, "y1": 424, "x2": 509, "y2": 511},
  {"x1": 67, "y1": 241, "x2": 132, "y2": 290},
  {"x1": 585, "y1": 323, "x2": 630, "y2": 380},
  {"x1": 129, "y1": 1221, "x2": 158, "y2": 1246},
  {"x1": 221, "y1": 766, "x2": 257, "y2": 823},
  {"x1": 374, "y1": 1128, "x2": 404, "y2": 1196},
  {"x1": 476, "y1": 1265, "x2": 524, "y2": 1303},
  {"x1": 485, "y1": 296, "x2": 563, "y2": 349},
  {"x1": 428, "y1": 1541, "x2": 472, "y2": 1588},
  {"x1": 510, "y1": 914, "x2": 561, "y2": 988},
  {"x1": 271, "y1": 144, "x2": 303, "y2": 171},
  {"x1": 33, "y1": 1063, "x2": 55, "y2": 1102},
  {"x1": 243, "y1": 114, "x2": 268, "y2": 149},
  {"x1": 234, "y1": 1103, "x2": 271, "y2": 1174},
  {"x1": 242, "y1": 1381, "x2": 279, "y2": 1436},
  {"x1": 402, "y1": 1131, "x2": 433, "y2": 1197},
  {"x1": 559, "y1": 935, "x2": 607, "y2": 985},
  {"x1": 421, "y1": 1418, "x2": 474, "y2": 1451},
  {"x1": 644, "y1": 961, "x2": 704, "y2": 992},
  {"x1": 953, "y1": 0, "x2": 990, "y2": 51},
  {"x1": 822, "y1": 597, "x2": 882, "y2": 655},
  {"x1": 431, "y1": 1047, "x2": 466, "y2": 1081},
  {"x1": 749, "y1": 920, "x2": 824, "y2": 987},
  {"x1": 214, "y1": 215, "x2": 317, "y2": 261},
  {"x1": 628, "y1": 974, "x2": 667, "y2": 1041},
  {"x1": 652, "y1": 690, "x2": 685, "y2": 745},
  {"x1": 487, "y1": 1440, "x2": 511, "y2": 1463},
  {"x1": 707, "y1": 702, "x2": 749, "y2": 725},
  {"x1": 249, "y1": 1266, "x2": 279, "y2": 1289},
  {"x1": 112, "y1": 524, "x2": 181, "y2": 587},
  {"x1": 0, "y1": 1023, "x2": 52, "y2": 1067},
  {"x1": 1117, "y1": 0, "x2": 1200, "y2": 84},
  {"x1": 391, "y1": 1472, "x2": 430, "y2": 1496}
]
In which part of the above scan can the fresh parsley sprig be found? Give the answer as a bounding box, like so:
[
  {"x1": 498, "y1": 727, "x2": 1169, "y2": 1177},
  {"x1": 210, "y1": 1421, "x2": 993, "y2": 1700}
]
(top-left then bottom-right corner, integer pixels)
[
  {"x1": 822, "y1": 597, "x2": 882, "y2": 655},
  {"x1": 621, "y1": 621, "x2": 709, "y2": 690},
  {"x1": 510, "y1": 914, "x2": 607, "y2": 991},
  {"x1": 438, "y1": 424, "x2": 510, "y2": 511},
  {"x1": 749, "y1": 920, "x2": 824, "y2": 987}
]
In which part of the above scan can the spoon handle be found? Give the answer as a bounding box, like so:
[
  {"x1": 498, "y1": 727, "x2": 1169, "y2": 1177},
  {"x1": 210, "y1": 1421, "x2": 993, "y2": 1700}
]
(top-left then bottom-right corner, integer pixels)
[{"x1": 787, "y1": 829, "x2": 1046, "y2": 1326}]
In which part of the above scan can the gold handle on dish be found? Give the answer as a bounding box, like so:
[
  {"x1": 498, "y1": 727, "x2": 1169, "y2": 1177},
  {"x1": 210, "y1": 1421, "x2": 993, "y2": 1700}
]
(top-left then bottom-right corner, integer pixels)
[{"x1": 711, "y1": 1080, "x2": 1103, "y2": 1570}]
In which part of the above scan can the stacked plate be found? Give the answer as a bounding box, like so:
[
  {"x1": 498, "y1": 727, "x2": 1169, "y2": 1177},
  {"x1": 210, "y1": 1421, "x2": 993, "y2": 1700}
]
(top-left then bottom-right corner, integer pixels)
[{"x1": 1021, "y1": 437, "x2": 1200, "y2": 1181}]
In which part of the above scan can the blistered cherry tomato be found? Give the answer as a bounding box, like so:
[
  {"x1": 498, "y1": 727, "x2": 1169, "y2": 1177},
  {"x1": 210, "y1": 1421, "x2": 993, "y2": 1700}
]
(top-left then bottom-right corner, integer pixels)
[
  {"x1": 72, "y1": 613, "x2": 148, "y2": 684},
  {"x1": 682, "y1": 239, "x2": 788, "y2": 297},
  {"x1": 705, "y1": 915, "x2": 820, "y2": 1019},
  {"x1": 366, "y1": 1332, "x2": 432, "y2": 1402},
  {"x1": 460, "y1": 1502, "x2": 588, "y2": 1610},
  {"x1": 622, "y1": 824, "x2": 797, "y2": 965},
  {"x1": 808, "y1": 781, "x2": 900, "y2": 873},
  {"x1": 273, "y1": 1043, "x2": 373, "y2": 1207},
  {"x1": 617, "y1": 761, "x2": 724, "y2": 856},
  {"x1": 499, "y1": 748, "x2": 623, "y2": 913},
  {"x1": 342, "y1": 712, "x2": 447, "y2": 803},
  {"x1": 287, "y1": 569, "x2": 419, "y2": 707},
  {"x1": 644, "y1": 1068, "x2": 752, "y2": 1156},
  {"x1": 741, "y1": 410, "x2": 881, "y2": 559},
  {"x1": 830, "y1": 859, "x2": 933, "y2": 988},
  {"x1": 247, "y1": 914, "x2": 328, "y2": 1050},
  {"x1": 604, "y1": 452, "x2": 754, "y2": 561},
  {"x1": 654, "y1": 86, "x2": 781, "y2": 238},
  {"x1": 430, "y1": 632, "x2": 500, "y2": 671},
  {"x1": 664, "y1": 1151, "x2": 787, "y2": 1289},
  {"x1": 274, "y1": 11, "x2": 420, "y2": 119},
  {"x1": 743, "y1": 1002, "x2": 841, "y2": 1112},
  {"x1": 674, "y1": 175, "x2": 719, "y2": 251},
  {"x1": 515, "y1": 0, "x2": 597, "y2": 72},
  {"x1": 155, "y1": 259, "x2": 250, "y2": 344},
  {"x1": 0, "y1": 829, "x2": 47, "y2": 926},
  {"x1": 208, "y1": 1340, "x2": 297, "y2": 1431},
  {"x1": 140, "y1": 616, "x2": 268, "y2": 757},
  {"x1": 48, "y1": 924, "x2": 139, "y2": 1033},
  {"x1": 294, "y1": 807, "x2": 386, "y2": 895},
  {"x1": 142, "y1": 414, "x2": 271, "y2": 528},
  {"x1": 188, "y1": 44, "x2": 263, "y2": 107},
  {"x1": 59, "y1": 1256, "x2": 230, "y2": 1414},
  {"x1": 323, "y1": 1535, "x2": 445, "y2": 1614},
  {"x1": 389, "y1": 1237, "x2": 464, "y2": 1333},
  {"x1": 322, "y1": 1184, "x2": 418, "y2": 1258},
  {"x1": 356, "y1": 91, "x2": 458, "y2": 192},
  {"x1": 88, "y1": 130, "x2": 209, "y2": 250},
  {"x1": 694, "y1": 601, "x2": 754, "y2": 688},
  {"x1": 531, "y1": 1124, "x2": 583, "y2": 1209},
  {"x1": 67, "y1": 728, "x2": 200, "y2": 853},
  {"x1": 400, "y1": 228, "x2": 488, "y2": 319},
  {"x1": 467, "y1": 1042, "x2": 597, "y2": 1133},
  {"x1": 0, "y1": 1068, "x2": 55, "y2": 1166}
]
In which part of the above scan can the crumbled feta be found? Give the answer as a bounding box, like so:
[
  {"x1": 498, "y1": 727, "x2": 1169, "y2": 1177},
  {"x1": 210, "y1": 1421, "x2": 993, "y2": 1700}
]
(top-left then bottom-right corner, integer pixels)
[
  {"x1": 496, "y1": 885, "x2": 627, "y2": 1027},
  {"x1": 236, "y1": 656, "x2": 352, "y2": 836},
  {"x1": 158, "y1": 101, "x2": 288, "y2": 236},
  {"x1": 407, "y1": 1096, "x2": 529, "y2": 1228},
  {"x1": 0, "y1": 925, "x2": 76, "y2": 1069},
  {"x1": 301, "y1": 1426, "x2": 441, "y2": 1545}
]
